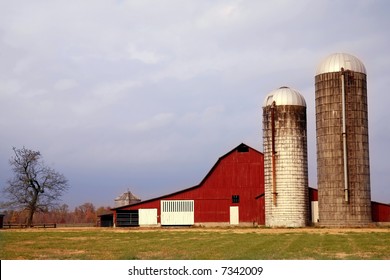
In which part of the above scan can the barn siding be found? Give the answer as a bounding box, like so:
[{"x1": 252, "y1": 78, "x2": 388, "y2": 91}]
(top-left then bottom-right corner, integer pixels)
[
  {"x1": 309, "y1": 187, "x2": 318, "y2": 201},
  {"x1": 372, "y1": 202, "x2": 390, "y2": 222}
]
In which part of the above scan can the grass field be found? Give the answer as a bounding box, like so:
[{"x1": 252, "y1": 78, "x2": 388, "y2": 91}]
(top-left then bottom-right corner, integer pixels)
[{"x1": 1, "y1": 227, "x2": 389, "y2": 260}]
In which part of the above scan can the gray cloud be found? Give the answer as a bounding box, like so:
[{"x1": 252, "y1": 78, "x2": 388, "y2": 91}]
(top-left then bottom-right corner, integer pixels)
[{"x1": 1, "y1": 0, "x2": 389, "y2": 208}]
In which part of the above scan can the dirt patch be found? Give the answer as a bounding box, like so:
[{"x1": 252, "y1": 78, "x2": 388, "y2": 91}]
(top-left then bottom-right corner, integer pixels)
[{"x1": 4, "y1": 226, "x2": 390, "y2": 234}]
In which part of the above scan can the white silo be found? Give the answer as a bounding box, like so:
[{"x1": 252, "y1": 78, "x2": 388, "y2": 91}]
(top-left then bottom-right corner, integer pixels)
[{"x1": 263, "y1": 86, "x2": 309, "y2": 227}]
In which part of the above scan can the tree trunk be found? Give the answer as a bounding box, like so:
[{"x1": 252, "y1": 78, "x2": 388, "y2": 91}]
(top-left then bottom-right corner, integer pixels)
[
  {"x1": 26, "y1": 191, "x2": 39, "y2": 227},
  {"x1": 26, "y1": 209, "x2": 35, "y2": 227}
]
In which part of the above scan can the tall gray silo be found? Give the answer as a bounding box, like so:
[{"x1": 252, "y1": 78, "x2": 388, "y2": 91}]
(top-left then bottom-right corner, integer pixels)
[
  {"x1": 263, "y1": 86, "x2": 309, "y2": 227},
  {"x1": 315, "y1": 53, "x2": 372, "y2": 226}
]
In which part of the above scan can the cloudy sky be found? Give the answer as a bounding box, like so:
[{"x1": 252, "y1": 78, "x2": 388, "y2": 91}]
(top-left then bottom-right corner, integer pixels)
[{"x1": 1, "y1": 0, "x2": 389, "y2": 209}]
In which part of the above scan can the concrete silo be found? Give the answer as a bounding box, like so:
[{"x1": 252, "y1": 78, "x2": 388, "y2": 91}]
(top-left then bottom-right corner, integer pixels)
[
  {"x1": 263, "y1": 86, "x2": 309, "y2": 227},
  {"x1": 315, "y1": 53, "x2": 372, "y2": 226}
]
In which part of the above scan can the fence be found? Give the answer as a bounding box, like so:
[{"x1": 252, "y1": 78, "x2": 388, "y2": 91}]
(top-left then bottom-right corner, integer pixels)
[{"x1": 2, "y1": 223, "x2": 57, "y2": 229}]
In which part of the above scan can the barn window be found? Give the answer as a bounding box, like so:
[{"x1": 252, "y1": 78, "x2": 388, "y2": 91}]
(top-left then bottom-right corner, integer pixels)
[
  {"x1": 232, "y1": 195, "x2": 240, "y2": 203},
  {"x1": 237, "y1": 145, "x2": 249, "y2": 153}
]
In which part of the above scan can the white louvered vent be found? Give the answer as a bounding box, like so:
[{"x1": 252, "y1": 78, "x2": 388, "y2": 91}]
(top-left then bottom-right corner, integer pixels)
[{"x1": 161, "y1": 200, "x2": 194, "y2": 225}]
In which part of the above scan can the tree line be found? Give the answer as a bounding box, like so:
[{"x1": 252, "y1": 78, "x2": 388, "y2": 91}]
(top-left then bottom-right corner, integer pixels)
[{"x1": 1, "y1": 202, "x2": 111, "y2": 226}]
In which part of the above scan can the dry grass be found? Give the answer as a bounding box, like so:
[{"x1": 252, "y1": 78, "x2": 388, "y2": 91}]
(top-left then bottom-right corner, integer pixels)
[{"x1": 1, "y1": 226, "x2": 389, "y2": 260}]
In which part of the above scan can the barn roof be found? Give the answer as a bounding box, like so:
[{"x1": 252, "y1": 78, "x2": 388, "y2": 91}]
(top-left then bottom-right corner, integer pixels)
[
  {"x1": 111, "y1": 143, "x2": 263, "y2": 210},
  {"x1": 97, "y1": 212, "x2": 113, "y2": 217}
]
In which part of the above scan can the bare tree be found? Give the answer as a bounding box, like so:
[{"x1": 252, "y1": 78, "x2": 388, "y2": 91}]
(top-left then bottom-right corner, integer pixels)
[{"x1": 2, "y1": 147, "x2": 69, "y2": 226}]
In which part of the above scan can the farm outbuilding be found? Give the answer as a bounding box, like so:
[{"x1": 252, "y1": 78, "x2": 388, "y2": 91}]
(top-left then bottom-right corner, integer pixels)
[
  {"x1": 114, "y1": 190, "x2": 141, "y2": 208},
  {"x1": 111, "y1": 143, "x2": 265, "y2": 227},
  {"x1": 97, "y1": 213, "x2": 114, "y2": 227}
]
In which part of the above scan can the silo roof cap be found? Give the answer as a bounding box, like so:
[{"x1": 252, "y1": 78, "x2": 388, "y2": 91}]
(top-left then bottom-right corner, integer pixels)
[
  {"x1": 316, "y1": 53, "x2": 366, "y2": 75},
  {"x1": 263, "y1": 86, "x2": 306, "y2": 107}
]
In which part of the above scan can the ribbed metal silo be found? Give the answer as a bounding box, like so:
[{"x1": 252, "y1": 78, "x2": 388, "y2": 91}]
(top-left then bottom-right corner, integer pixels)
[
  {"x1": 263, "y1": 86, "x2": 309, "y2": 227},
  {"x1": 315, "y1": 53, "x2": 372, "y2": 226}
]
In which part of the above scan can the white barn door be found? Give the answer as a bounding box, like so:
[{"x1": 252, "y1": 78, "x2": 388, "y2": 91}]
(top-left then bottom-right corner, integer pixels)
[
  {"x1": 139, "y1": 209, "x2": 158, "y2": 226},
  {"x1": 230, "y1": 206, "x2": 239, "y2": 225},
  {"x1": 161, "y1": 200, "x2": 194, "y2": 226},
  {"x1": 311, "y1": 201, "x2": 319, "y2": 224}
]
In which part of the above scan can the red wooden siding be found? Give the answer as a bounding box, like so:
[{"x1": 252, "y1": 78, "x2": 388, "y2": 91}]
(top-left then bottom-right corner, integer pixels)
[
  {"x1": 309, "y1": 187, "x2": 318, "y2": 201},
  {"x1": 372, "y1": 202, "x2": 390, "y2": 222},
  {"x1": 115, "y1": 143, "x2": 265, "y2": 225}
]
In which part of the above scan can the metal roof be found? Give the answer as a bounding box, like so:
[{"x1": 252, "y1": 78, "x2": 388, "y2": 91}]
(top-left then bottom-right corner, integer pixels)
[
  {"x1": 316, "y1": 53, "x2": 366, "y2": 75},
  {"x1": 263, "y1": 86, "x2": 306, "y2": 107},
  {"x1": 115, "y1": 191, "x2": 140, "y2": 201}
]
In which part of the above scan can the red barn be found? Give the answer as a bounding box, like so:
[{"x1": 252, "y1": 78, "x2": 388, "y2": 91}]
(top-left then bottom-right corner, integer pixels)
[{"x1": 112, "y1": 143, "x2": 265, "y2": 227}]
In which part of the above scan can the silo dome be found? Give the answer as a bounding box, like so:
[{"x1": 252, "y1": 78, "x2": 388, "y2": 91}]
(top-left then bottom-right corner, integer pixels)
[
  {"x1": 316, "y1": 53, "x2": 366, "y2": 75},
  {"x1": 263, "y1": 86, "x2": 306, "y2": 107}
]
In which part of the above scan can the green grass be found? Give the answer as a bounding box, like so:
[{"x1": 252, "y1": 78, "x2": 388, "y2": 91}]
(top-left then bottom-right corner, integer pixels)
[{"x1": 0, "y1": 228, "x2": 389, "y2": 260}]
